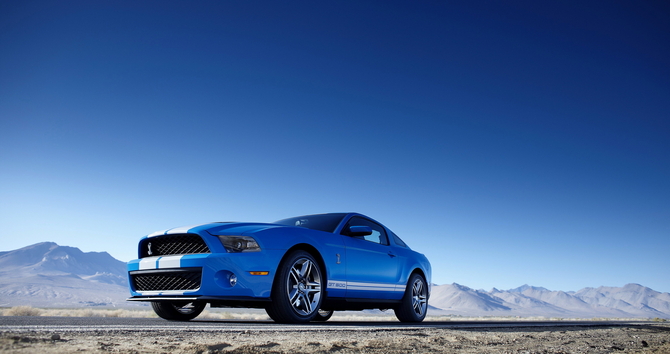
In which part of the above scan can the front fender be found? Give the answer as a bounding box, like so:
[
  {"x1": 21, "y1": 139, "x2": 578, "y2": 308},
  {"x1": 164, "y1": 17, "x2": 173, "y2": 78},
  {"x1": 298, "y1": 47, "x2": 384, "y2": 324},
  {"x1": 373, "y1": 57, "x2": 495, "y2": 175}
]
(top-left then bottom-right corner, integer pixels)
[{"x1": 241, "y1": 226, "x2": 347, "y2": 298}]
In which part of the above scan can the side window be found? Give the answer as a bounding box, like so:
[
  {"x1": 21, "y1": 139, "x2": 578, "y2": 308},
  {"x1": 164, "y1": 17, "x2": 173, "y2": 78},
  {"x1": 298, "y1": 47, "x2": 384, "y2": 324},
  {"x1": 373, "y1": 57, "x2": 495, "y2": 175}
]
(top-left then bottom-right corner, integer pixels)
[
  {"x1": 341, "y1": 217, "x2": 389, "y2": 245},
  {"x1": 391, "y1": 231, "x2": 408, "y2": 248}
]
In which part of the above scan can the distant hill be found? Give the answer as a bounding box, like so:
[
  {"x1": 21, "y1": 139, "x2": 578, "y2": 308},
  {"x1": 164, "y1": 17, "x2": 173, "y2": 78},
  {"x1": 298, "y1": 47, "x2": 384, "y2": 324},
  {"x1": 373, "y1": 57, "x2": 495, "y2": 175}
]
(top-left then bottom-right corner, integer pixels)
[
  {"x1": 429, "y1": 283, "x2": 670, "y2": 318},
  {"x1": 0, "y1": 242, "x2": 135, "y2": 308},
  {"x1": 1, "y1": 242, "x2": 669, "y2": 318}
]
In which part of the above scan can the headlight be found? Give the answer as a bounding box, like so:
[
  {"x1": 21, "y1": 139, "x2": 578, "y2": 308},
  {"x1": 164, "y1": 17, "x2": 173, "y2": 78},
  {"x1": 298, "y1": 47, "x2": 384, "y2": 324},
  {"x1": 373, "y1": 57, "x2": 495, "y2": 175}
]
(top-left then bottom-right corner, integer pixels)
[{"x1": 218, "y1": 235, "x2": 261, "y2": 253}]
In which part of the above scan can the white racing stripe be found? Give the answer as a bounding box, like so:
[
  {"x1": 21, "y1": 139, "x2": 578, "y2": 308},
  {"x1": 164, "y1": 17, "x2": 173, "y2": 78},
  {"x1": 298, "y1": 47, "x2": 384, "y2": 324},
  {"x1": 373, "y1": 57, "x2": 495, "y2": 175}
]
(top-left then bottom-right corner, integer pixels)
[
  {"x1": 158, "y1": 255, "x2": 183, "y2": 268},
  {"x1": 137, "y1": 256, "x2": 183, "y2": 270},
  {"x1": 328, "y1": 280, "x2": 404, "y2": 292},
  {"x1": 327, "y1": 280, "x2": 346, "y2": 289},
  {"x1": 146, "y1": 223, "x2": 210, "y2": 237},
  {"x1": 347, "y1": 281, "x2": 397, "y2": 292},
  {"x1": 135, "y1": 256, "x2": 189, "y2": 295},
  {"x1": 147, "y1": 230, "x2": 168, "y2": 237},
  {"x1": 139, "y1": 258, "x2": 159, "y2": 270},
  {"x1": 166, "y1": 224, "x2": 208, "y2": 234}
]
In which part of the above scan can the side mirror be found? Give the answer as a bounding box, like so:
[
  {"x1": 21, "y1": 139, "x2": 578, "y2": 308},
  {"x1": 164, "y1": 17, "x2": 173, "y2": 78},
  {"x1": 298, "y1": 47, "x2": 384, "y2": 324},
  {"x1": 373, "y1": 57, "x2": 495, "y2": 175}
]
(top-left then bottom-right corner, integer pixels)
[{"x1": 348, "y1": 225, "x2": 373, "y2": 237}]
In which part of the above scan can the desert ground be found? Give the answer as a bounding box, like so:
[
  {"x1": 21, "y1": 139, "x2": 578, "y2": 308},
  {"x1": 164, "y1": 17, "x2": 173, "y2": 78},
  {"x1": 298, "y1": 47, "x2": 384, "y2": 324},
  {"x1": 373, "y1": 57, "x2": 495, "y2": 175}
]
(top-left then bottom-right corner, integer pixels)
[
  {"x1": 1, "y1": 307, "x2": 669, "y2": 353},
  {"x1": 2, "y1": 322, "x2": 669, "y2": 353}
]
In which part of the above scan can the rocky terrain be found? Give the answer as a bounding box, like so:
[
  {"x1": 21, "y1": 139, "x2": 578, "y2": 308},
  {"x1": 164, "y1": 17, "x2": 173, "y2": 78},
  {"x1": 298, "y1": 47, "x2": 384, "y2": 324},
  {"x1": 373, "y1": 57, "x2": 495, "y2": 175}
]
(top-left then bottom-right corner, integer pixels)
[{"x1": 2, "y1": 323, "x2": 669, "y2": 353}]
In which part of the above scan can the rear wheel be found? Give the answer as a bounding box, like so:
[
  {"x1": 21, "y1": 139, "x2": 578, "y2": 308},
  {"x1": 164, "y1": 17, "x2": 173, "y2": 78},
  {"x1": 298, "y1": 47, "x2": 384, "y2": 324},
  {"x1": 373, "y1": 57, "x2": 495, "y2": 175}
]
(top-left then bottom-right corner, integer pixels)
[
  {"x1": 312, "y1": 309, "x2": 334, "y2": 322},
  {"x1": 151, "y1": 301, "x2": 206, "y2": 321},
  {"x1": 394, "y1": 273, "x2": 428, "y2": 322},
  {"x1": 265, "y1": 250, "x2": 324, "y2": 323}
]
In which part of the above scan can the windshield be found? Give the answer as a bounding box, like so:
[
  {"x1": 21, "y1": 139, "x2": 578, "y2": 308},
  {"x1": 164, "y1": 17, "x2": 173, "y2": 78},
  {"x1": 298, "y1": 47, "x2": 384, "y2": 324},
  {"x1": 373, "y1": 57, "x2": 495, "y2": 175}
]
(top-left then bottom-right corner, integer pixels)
[{"x1": 273, "y1": 213, "x2": 348, "y2": 233}]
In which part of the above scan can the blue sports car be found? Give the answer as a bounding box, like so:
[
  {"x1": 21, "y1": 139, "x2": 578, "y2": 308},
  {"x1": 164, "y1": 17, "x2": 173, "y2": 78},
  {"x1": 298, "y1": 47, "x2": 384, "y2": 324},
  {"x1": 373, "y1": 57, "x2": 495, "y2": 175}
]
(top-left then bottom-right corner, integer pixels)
[{"x1": 127, "y1": 213, "x2": 431, "y2": 323}]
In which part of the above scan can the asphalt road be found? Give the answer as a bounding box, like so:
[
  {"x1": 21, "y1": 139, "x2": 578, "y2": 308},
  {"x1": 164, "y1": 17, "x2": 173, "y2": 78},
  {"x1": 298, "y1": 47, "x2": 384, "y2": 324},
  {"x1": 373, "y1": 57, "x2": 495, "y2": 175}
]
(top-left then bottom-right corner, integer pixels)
[{"x1": 0, "y1": 316, "x2": 642, "y2": 333}]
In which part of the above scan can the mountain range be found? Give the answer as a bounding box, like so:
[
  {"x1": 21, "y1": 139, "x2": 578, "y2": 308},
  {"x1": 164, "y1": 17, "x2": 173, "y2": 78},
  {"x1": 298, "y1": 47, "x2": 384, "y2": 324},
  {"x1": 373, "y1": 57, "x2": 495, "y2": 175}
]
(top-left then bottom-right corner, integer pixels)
[
  {"x1": 0, "y1": 242, "x2": 668, "y2": 318},
  {"x1": 0, "y1": 242, "x2": 132, "y2": 308},
  {"x1": 429, "y1": 283, "x2": 670, "y2": 318}
]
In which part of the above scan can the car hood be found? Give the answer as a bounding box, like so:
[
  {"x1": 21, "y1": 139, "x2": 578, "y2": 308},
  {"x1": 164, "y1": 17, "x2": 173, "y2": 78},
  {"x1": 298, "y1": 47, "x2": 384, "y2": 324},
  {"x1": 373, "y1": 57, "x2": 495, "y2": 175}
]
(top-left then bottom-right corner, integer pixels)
[
  {"x1": 204, "y1": 222, "x2": 287, "y2": 236},
  {"x1": 146, "y1": 222, "x2": 285, "y2": 238}
]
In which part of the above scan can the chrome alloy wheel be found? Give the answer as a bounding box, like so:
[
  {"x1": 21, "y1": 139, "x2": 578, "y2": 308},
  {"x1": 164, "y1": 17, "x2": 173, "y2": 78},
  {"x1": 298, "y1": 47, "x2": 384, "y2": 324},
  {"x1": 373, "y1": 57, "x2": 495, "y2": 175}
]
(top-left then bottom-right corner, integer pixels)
[
  {"x1": 411, "y1": 278, "x2": 427, "y2": 317},
  {"x1": 287, "y1": 257, "x2": 322, "y2": 316}
]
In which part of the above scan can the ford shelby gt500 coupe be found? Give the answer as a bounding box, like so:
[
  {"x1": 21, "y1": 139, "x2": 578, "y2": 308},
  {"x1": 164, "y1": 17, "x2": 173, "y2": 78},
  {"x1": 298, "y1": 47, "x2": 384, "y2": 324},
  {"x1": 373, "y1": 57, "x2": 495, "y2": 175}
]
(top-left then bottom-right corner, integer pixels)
[{"x1": 127, "y1": 213, "x2": 431, "y2": 323}]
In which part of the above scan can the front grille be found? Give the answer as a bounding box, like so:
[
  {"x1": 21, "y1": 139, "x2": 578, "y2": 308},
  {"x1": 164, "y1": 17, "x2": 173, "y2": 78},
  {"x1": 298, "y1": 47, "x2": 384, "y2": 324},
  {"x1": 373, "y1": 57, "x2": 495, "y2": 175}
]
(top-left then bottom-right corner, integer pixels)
[
  {"x1": 140, "y1": 233, "x2": 210, "y2": 258},
  {"x1": 131, "y1": 269, "x2": 202, "y2": 291}
]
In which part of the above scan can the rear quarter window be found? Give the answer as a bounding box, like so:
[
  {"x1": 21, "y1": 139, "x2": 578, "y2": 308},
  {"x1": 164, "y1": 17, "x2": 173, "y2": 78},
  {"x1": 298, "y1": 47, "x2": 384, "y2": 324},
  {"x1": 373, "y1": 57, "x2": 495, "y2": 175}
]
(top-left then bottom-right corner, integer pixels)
[{"x1": 391, "y1": 231, "x2": 408, "y2": 248}]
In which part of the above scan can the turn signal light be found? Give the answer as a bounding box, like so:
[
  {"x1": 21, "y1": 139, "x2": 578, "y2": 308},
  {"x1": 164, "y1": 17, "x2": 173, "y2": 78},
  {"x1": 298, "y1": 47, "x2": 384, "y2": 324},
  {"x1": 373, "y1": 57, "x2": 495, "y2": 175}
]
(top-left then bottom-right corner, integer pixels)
[{"x1": 249, "y1": 271, "x2": 269, "y2": 276}]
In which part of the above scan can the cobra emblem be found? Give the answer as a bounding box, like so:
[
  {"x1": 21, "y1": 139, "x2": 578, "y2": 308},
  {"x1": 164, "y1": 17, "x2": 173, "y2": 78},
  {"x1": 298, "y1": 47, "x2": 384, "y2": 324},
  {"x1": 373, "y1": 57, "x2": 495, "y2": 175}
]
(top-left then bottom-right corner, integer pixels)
[{"x1": 147, "y1": 242, "x2": 153, "y2": 256}]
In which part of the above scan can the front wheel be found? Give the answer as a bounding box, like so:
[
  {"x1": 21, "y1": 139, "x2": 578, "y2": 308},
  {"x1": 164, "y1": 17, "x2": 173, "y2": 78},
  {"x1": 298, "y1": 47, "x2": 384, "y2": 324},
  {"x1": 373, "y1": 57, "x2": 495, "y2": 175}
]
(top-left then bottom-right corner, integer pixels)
[
  {"x1": 394, "y1": 273, "x2": 428, "y2": 322},
  {"x1": 151, "y1": 301, "x2": 206, "y2": 321},
  {"x1": 265, "y1": 250, "x2": 324, "y2": 323}
]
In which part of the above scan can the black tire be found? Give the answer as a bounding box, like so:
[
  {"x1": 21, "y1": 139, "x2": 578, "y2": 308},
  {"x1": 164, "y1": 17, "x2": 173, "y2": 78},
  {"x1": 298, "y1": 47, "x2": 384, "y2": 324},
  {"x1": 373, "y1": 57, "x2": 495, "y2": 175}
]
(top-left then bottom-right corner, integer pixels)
[
  {"x1": 312, "y1": 309, "x2": 334, "y2": 322},
  {"x1": 151, "y1": 301, "x2": 206, "y2": 321},
  {"x1": 265, "y1": 250, "x2": 324, "y2": 323},
  {"x1": 394, "y1": 273, "x2": 428, "y2": 322}
]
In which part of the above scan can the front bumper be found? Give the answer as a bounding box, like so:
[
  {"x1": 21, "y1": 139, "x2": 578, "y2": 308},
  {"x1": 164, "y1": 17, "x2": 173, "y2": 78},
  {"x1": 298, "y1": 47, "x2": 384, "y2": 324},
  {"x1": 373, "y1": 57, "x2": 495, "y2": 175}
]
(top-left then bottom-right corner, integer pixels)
[{"x1": 127, "y1": 250, "x2": 285, "y2": 300}]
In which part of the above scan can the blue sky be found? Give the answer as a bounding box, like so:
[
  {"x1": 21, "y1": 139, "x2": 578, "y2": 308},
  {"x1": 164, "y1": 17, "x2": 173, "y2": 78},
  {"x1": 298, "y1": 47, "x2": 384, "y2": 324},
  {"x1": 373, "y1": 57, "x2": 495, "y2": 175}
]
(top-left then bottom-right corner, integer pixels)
[{"x1": 1, "y1": 1, "x2": 668, "y2": 293}]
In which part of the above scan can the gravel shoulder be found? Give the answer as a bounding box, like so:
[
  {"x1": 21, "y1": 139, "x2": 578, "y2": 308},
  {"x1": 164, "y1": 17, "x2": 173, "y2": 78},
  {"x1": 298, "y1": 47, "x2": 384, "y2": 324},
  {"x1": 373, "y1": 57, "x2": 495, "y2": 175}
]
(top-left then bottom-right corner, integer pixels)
[{"x1": 2, "y1": 323, "x2": 669, "y2": 353}]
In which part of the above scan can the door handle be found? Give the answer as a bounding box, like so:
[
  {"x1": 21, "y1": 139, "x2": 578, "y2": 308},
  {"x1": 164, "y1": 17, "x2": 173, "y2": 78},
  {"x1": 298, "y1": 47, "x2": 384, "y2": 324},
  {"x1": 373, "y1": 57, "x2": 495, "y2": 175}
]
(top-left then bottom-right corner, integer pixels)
[{"x1": 388, "y1": 252, "x2": 397, "y2": 258}]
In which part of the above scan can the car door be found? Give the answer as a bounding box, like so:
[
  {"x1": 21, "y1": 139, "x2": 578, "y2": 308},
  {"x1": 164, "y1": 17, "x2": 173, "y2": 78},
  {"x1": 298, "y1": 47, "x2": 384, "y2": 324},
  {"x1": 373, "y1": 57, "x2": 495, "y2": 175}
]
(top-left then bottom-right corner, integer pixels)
[{"x1": 341, "y1": 216, "x2": 400, "y2": 299}]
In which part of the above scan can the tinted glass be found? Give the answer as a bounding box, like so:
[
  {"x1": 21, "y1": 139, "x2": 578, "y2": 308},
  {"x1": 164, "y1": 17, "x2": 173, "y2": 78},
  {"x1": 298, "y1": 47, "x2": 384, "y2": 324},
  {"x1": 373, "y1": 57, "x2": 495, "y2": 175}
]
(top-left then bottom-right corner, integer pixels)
[
  {"x1": 341, "y1": 216, "x2": 389, "y2": 245},
  {"x1": 273, "y1": 213, "x2": 347, "y2": 233},
  {"x1": 391, "y1": 231, "x2": 408, "y2": 248}
]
